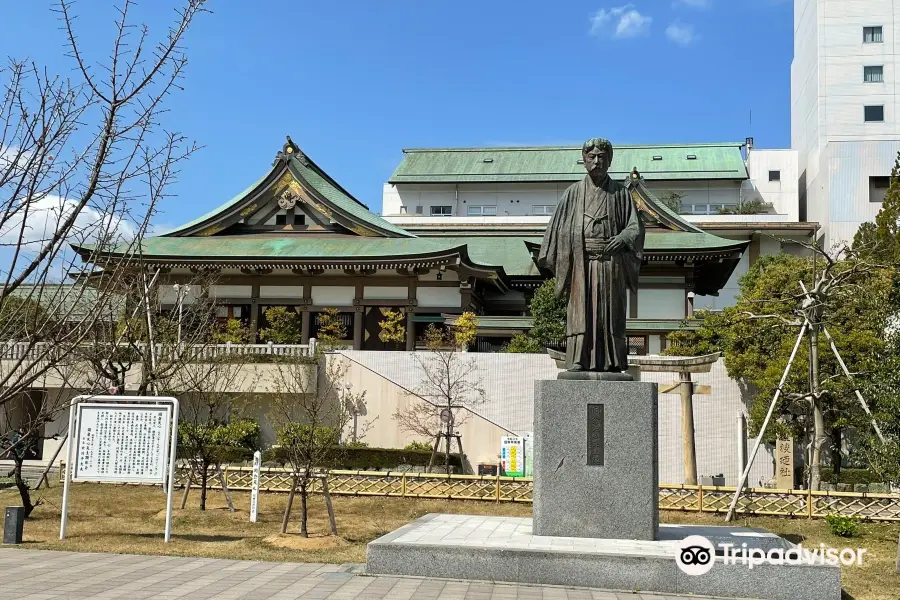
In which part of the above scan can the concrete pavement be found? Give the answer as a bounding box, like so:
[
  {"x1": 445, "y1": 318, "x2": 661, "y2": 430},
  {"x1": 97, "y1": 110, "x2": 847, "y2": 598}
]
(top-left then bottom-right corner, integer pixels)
[{"x1": 0, "y1": 548, "x2": 735, "y2": 600}]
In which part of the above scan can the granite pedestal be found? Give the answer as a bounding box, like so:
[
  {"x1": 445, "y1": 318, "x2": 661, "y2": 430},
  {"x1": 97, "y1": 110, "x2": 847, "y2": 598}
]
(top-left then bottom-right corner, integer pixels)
[
  {"x1": 533, "y1": 379, "x2": 658, "y2": 540},
  {"x1": 366, "y1": 514, "x2": 841, "y2": 600},
  {"x1": 365, "y1": 379, "x2": 842, "y2": 599}
]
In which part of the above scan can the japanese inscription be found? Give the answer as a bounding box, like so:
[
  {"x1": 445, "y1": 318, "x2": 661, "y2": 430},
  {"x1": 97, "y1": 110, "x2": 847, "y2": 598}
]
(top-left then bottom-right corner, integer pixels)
[
  {"x1": 587, "y1": 404, "x2": 605, "y2": 466},
  {"x1": 775, "y1": 437, "x2": 794, "y2": 489},
  {"x1": 74, "y1": 404, "x2": 171, "y2": 483}
]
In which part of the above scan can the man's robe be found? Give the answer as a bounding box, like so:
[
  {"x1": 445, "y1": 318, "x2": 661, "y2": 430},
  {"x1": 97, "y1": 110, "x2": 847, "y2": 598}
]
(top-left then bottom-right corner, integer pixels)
[{"x1": 537, "y1": 174, "x2": 644, "y2": 371}]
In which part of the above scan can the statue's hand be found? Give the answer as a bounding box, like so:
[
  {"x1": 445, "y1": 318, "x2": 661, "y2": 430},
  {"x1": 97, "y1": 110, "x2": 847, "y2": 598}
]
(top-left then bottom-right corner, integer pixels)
[{"x1": 605, "y1": 235, "x2": 625, "y2": 255}]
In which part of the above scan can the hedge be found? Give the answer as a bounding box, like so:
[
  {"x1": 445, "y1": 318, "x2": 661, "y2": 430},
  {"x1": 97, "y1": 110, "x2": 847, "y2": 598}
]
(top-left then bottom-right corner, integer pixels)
[
  {"x1": 821, "y1": 468, "x2": 883, "y2": 486},
  {"x1": 262, "y1": 445, "x2": 462, "y2": 470}
]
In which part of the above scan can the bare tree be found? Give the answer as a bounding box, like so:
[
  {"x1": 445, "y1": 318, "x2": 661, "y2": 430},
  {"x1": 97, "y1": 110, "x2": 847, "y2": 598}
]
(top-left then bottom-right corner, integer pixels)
[
  {"x1": 0, "y1": 0, "x2": 207, "y2": 514},
  {"x1": 393, "y1": 324, "x2": 485, "y2": 474},
  {"x1": 269, "y1": 353, "x2": 366, "y2": 537}
]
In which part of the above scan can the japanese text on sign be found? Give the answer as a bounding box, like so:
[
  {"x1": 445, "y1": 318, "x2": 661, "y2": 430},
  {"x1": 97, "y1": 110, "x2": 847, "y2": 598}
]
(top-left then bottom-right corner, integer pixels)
[{"x1": 74, "y1": 404, "x2": 171, "y2": 483}]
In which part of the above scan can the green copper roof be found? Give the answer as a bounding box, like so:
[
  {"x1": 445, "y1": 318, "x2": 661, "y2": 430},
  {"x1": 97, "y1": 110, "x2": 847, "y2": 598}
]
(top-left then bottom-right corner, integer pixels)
[
  {"x1": 286, "y1": 159, "x2": 411, "y2": 237},
  {"x1": 165, "y1": 141, "x2": 412, "y2": 238},
  {"x1": 390, "y1": 143, "x2": 749, "y2": 184},
  {"x1": 164, "y1": 173, "x2": 271, "y2": 236},
  {"x1": 89, "y1": 230, "x2": 744, "y2": 279}
]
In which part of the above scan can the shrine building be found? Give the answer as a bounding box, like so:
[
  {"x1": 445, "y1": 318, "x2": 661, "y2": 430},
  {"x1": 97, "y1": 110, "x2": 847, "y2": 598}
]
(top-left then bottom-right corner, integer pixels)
[{"x1": 78, "y1": 137, "x2": 816, "y2": 354}]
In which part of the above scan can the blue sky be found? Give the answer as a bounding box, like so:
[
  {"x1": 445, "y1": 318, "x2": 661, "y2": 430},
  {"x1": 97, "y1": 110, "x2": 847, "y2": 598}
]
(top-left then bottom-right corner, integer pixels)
[{"x1": 1, "y1": 1, "x2": 793, "y2": 230}]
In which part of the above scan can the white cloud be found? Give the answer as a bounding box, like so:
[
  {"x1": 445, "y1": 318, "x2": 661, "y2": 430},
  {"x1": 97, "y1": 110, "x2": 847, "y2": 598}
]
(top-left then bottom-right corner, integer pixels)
[
  {"x1": 674, "y1": 0, "x2": 710, "y2": 8},
  {"x1": 666, "y1": 21, "x2": 696, "y2": 45},
  {"x1": 0, "y1": 194, "x2": 135, "y2": 247},
  {"x1": 590, "y1": 5, "x2": 652, "y2": 39}
]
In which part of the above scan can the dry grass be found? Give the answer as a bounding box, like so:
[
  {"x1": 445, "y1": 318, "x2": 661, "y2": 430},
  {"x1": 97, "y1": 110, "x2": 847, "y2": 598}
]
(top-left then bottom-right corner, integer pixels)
[
  {"x1": 0, "y1": 483, "x2": 530, "y2": 564},
  {"x1": 2, "y1": 484, "x2": 898, "y2": 599}
]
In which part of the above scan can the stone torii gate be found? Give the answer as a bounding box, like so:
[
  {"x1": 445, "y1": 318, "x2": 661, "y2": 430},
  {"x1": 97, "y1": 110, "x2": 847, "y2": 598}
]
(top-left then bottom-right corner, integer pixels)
[{"x1": 629, "y1": 353, "x2": 721, "y2": 486}]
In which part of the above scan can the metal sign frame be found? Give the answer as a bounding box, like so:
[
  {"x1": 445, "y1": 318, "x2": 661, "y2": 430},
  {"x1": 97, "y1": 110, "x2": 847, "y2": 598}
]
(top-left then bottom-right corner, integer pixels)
[{"x1": 59, "y1": 395, "x2": 180, "y2": 543}]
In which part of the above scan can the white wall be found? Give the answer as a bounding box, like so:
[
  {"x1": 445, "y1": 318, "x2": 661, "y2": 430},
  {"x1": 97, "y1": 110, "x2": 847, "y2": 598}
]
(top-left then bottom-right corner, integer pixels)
[
  {"x1": 745, "y1": 149, "x2": 800, "y2": 220},
  {"x1": 336, "y1": 351, "x2": 773, "y2": 486},
  {"x1": 637, "y1": 288, "x2": 685, "y2": 320},
  {"x1": 792, "y1": 0, "x2": 900, "y2": 244},
  {"x1": 383, "y1": 181, "x2": 745, "y2": 218}
]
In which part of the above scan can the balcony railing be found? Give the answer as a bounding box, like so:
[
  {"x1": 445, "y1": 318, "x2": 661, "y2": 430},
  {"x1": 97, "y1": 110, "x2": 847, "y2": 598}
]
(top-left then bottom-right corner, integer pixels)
[{"x1": 0, "y1": 339, "x2": 318, "y2": 362}]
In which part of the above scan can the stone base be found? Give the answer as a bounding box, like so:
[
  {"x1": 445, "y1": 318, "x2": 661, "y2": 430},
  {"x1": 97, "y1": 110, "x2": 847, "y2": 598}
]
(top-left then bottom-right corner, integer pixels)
[
  {"x1": 366, "y1": 514, "x2": 841, "y2": 600},
  {"x1": 533, "y1": 380, "x2": 658, "y2": 540},
  {"x1": 556, "y1": 370, "x2": 633, "y2": 381}
]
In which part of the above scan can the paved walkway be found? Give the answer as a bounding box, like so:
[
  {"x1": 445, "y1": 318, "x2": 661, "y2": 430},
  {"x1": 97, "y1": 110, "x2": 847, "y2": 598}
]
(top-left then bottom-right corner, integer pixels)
[{"x1": 0, "y1": 548, "x2": 732, "y2": 600}]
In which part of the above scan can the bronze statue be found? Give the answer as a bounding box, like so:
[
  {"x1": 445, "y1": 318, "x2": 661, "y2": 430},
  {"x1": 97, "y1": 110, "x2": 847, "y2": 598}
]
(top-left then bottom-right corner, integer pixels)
[{"x1": 538, "y1": 138, "x2": 644, "y2": 373}]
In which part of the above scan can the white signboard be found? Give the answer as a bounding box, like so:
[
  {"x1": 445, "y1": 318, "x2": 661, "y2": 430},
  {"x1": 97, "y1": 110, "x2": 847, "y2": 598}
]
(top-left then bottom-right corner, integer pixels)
[
  {"x1": 61, "y1": 396, "x2": 179, "y2": 543},
  {"x1": 73, "y1": 403, "x2": 172, "y2": 483},
  {"x1": 250, "y1": 450, "x2": 261, "y2": 523}
]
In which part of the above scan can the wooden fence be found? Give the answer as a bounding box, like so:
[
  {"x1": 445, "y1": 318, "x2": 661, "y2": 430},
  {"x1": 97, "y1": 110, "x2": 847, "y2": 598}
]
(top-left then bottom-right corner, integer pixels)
[
  {"x1": 130, "y1": 466, "x2": 900, "y2": 521},
  {"x1": 59, "y1": 464, "x2": 900, "y2": 521}
]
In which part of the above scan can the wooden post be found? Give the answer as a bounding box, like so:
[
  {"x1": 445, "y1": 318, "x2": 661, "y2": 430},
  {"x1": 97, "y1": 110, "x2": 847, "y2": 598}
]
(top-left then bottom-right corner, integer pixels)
[
  {"x1": 405, "y1": 311, "x2": 415, "y2": 351},
  {"x1": 321, "y1": 476, "x2": 338, "y2": 536},
  {"x1": 180, "y1": 470, "x2": 193, "y2": 509},
  {"x1": 698, "y1": 485, "x2": 704, "y2": 512},
  {"x1": 401, "y1": 472, "x2": 407, "y2": 497},
  {"x1": 353, "y1": 309, "x2": 364, "y2": 350},
  {"x1": 807, "y1": 486, "x2": 814, "y2": 519},
  {"x1": 281, "y1": 475, "x2": 297, "y2": 534},
  {"x1": 895, "y1": 533, "x2": 900, "y2": 574},
  {"x1": 217, "y1": 466, "x2": 235, "y2": 512},
  {"x1": 679, "y1": 372, "x2": 698, "y2": 486},
  {"x1": 301, "y1": 310, "x2": 311, "y2": 344},
  {"x1": 495, "y1": 473, "x2": 501, "y2": 502}
]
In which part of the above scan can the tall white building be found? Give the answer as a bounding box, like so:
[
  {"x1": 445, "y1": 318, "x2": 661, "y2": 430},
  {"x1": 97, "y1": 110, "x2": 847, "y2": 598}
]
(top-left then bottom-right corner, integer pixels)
[{"x1": 792, "y1": 0, "x2": 900, "y2": 245}]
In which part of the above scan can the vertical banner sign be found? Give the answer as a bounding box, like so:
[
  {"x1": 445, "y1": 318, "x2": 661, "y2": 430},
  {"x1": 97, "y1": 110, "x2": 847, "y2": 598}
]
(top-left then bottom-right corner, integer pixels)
[
  {"x1": 250, "y1": 450, "x2": 261, "y2": 523},
  {"x1": 775, "y1": 438, "x2": 794, "y2": 489},
  {"x1": 523, "y1": 432, "x2": 534, "y2": 477},
  {"x1": 500, "y1": 436, "x2": 525, "y2": 477}
]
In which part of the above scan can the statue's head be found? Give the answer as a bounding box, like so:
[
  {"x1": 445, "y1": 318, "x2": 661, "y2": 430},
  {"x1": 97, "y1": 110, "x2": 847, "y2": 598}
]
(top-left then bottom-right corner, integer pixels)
[{"x1": 582, "y1": 138, "x2": 613, "y2": 179}]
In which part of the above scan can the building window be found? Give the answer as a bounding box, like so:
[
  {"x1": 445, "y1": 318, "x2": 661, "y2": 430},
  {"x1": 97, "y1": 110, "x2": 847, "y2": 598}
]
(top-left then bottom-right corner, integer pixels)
[
  {"x1": 870, "y1": 176, "x2": 891, "y2": 203},
  {"x1": 466, "y1": 205, "x2": 497, "y2": 216},
  {"x1": 399, "y1": 206, "x2": 407, "y2": 214},
  {"x1": 627, "y1": 335, "x2": 649, "y2": 356},
  {"x1": 430, "y1": 205, "x2": 452, "y2": 216},
  {"x1": 768, "y1": 170, "x2": 781, "y2": 182},
  {"x1": 863, "y1": 26, "x2": 883, "y2": 43},
  {"x1": 864, "y1": 105, "x2": 885, "y2": 122},
  {"x1": 864, "y1": 65, "x2": 884, "y2": 83},
  {"x1": 532, "y1": 205, "x2": 556, "y2": 215},
  {"x1": 275, "y1": 214, "x2": 305, "y2": 225}
]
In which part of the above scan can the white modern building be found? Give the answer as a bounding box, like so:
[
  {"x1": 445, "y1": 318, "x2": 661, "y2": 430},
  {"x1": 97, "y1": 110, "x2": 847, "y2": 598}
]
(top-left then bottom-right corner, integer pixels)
[
  {"x1": 792, "y1": 0, "x2": 900, "y2": 245},
  {"x1": 382, "y1": 142, "x2": 811, "y2": 314}
]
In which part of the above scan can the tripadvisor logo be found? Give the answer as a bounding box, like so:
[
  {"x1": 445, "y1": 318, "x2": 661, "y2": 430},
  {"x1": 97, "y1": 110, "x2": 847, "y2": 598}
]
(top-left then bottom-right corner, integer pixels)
[{"x1": 675, "y1": 535, "x2": 867, "y2": 575}]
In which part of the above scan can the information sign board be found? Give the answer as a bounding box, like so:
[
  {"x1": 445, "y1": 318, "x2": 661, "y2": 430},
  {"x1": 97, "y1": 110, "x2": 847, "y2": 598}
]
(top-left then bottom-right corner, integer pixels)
[
  {"x1": 500, "y1": 436, "x2": 524, "y2": 477},
  {"x1": 73, "y1": 403, "x2": 172, "y2": 483},
  {"x1": 60, "y1": 396, "x2": 179, "y2": 543}
]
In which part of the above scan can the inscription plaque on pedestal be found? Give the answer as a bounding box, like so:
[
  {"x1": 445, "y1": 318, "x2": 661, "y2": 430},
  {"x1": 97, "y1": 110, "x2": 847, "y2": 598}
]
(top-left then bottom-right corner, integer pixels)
[{"x1": 586, "y1": 404, "x2": 604, "y2": 466}]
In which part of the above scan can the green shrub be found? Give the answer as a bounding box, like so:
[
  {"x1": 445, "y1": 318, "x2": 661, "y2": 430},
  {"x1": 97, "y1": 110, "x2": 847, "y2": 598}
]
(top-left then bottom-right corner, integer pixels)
[
  {"x1": 262, "y1": 445, "x2": 462, "y2": 470},
  {"x1": 821, "y1": 468, "x2": 881, "y2": 486},
  {"x1": 404, "y1": 441, "x2": 434, "y2": 452},
  {"x1": 825, "y1": 513, "x2": 861, "y2": 538}
]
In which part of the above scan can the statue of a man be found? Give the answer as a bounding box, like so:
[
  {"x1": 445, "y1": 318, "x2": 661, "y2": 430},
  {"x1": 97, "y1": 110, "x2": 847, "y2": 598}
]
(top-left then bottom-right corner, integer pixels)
[{"x1": 538, "y1": 138, "x2": 644, "y2": 372}]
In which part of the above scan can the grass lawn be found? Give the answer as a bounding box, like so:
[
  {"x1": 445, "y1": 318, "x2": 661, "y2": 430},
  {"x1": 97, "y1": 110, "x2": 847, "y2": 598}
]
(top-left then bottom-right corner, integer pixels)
[{"x1": 2, "y1": 483, "x2": 899, "y2": 599}]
